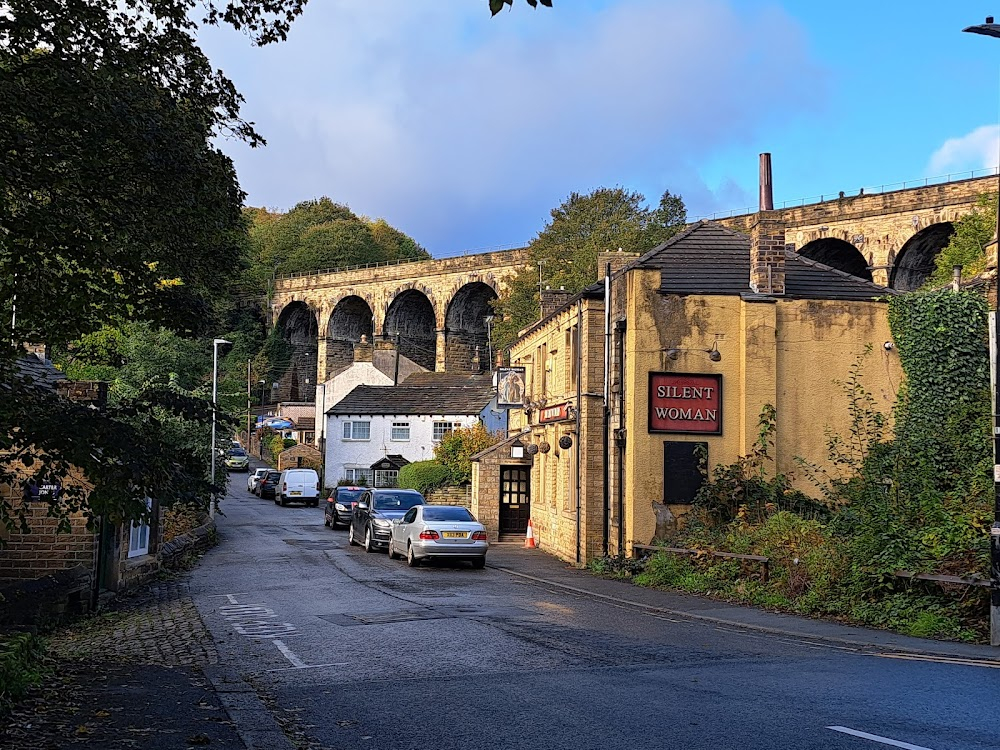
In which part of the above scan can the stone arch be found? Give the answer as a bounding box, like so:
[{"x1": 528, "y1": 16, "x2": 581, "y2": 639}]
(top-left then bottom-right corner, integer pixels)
[
  {"x1": 384, "y1": 289, "x2": 437, "y2": 371},
  {"x1": 889, "y1": 222, "x2": 955, "y2": 291},
  {"x1": 325, "y1": 295, "x2": 375, "y2": 374},
  {"x1": 443, "y1": 281, "x2": 499, "y2": 373},
  {"x1": 275, "y1": 301, "x2": 319, "y2": 403},
  {"x1": 797, "y1": 237, "x2": 873, "y2": 281}
]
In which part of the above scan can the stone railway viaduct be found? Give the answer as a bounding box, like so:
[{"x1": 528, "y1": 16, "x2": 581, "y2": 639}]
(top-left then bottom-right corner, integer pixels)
[{"x1": 271, "y1": 174, "x2": 994, "y2": 402}]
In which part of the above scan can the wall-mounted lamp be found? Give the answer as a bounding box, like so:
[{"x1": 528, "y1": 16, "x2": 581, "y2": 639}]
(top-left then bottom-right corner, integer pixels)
[
  {"x1": 665, "y1": 343, "x2": 722, "y2": 362},
  {"x1": 526, "y1": 443, "x2": 539, "y2": 456},
  {"x1": 510, "y1": 438, "x2": 525, "y2": 459}
]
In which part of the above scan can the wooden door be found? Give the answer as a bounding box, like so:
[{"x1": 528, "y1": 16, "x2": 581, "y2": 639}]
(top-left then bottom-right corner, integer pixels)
[{"x1": 498, "y1": 466, "x2": 530, "y2": 535}]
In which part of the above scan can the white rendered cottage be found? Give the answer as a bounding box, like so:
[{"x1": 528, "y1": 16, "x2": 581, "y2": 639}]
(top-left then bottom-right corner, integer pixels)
[{"x1": 323, "y1": 374, "x2": 497, "y2": 488}]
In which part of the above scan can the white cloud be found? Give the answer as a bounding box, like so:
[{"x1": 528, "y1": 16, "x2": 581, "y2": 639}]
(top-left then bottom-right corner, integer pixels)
[
  {"x1": 927, "y1": 125, "x2": 1000, "y2": 176},
  {"x1": 202, "y1": 0, "x2": 825, "y2": 254}
]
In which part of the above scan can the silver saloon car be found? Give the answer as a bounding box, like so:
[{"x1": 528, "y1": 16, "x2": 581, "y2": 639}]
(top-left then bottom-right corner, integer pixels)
[{"x1": 388, "y1": 505, "x2": 488, "y2": 568}]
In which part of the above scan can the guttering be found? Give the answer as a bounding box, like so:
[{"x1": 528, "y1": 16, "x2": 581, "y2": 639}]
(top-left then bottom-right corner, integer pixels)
[
  {"x1": 602, "y1": 263, "x2": 611, "y2": 556},
  {"x1": 575, "y1": 297, "x2": 584, "y2": 566}
]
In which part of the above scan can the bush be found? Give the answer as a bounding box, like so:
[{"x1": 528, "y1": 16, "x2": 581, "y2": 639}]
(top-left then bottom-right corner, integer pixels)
[
  {"x1": 397, "y1": 461, "x2": 451, "y2": 495},
  {"x1": 433, "y1": 423, "x2": 499, "y2": 484},
  {"x1": 0, "y1": 633, "x2": 47, "y2": 718}
]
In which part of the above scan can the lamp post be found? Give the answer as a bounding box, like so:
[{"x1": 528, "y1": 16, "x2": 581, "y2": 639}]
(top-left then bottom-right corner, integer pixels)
[
  {"x1": 317, "y1": 381, "x2": 327, "y2": 494},
  {"x1": 257, "y1": 379, "x2": 267, "y2": 458},
  {"x1": 963, "y1": 15, "x2": 1000, "y2": 647},
  {"x1": 210, "y1": 338, "x2": 232, "y2": 517}
]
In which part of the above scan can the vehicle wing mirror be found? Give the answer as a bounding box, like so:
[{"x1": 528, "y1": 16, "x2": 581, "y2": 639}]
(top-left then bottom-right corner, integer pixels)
[{"x1": 357, "y1": 502, "x2": 369, "y2": 511}]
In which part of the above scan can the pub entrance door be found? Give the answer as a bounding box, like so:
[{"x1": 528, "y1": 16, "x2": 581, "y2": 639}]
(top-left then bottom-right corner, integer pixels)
[{"x1": 498, "y1": 466, "x2": 530, "y2": 536}]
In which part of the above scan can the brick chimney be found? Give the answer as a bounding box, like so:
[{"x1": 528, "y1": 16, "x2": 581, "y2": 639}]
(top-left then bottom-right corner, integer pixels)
[
  {"x1": 56, "y1": 380, "x2": 108, "y2": 410},
  {"x1": 749, "y1": 215, "x2": 786, "y2": 295},
  {"x1": 539, "y1": 287, "x2": 574, "y2": 319},
  {"x1": 23, "y1": 343, "x2": 51, "y2": 362},
  {"x1": 353, "y1": 335, "x2": 374, "y2": 363},
  {"x1": 749, "y1": 153, "x2": 785, "y2": 295},
  {"x1": 596, "y1": 250, "x2": 639, "y2": 281}
]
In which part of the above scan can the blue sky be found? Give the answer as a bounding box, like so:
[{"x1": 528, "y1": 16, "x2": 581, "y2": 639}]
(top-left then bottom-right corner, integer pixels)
[{"x1": 199, "y1": 1, "x2": 1000, "y2": 257}]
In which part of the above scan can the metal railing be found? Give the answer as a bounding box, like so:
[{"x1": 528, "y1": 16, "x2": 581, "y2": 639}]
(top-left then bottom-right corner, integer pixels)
[
  {"x1": 275, "y1": 242, "x2": 528, "y2": 281},
  {"x1": 693, "y1": 166, "x2": 1000, "y2": 222}
]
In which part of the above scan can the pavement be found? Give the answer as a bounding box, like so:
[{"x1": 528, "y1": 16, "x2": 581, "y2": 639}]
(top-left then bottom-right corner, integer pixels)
[{"x1": 0, "y1": 476, "x2": 1000, "y2": 750}]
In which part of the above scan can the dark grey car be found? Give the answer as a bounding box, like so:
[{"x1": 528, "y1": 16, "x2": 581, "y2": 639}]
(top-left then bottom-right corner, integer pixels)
[{"x1": 347, "y1": 489, "x2": 425, "y2": 553}]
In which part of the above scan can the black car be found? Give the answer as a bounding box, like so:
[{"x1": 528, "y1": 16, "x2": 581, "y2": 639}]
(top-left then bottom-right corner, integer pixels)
[
  {"x1": 257, "y1": 470, "x2": 281, "y2": 500},
  {"x1": 325, "y1": 486, "x2": 367, "y2": 529},
  {"x1": 348, "y1": 488, "x2": 425, "y2": 553}
]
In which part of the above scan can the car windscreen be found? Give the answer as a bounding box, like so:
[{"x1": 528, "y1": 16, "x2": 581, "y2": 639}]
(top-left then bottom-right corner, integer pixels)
[
  {"x1": 265, "y1": 472, "x2": 280, "y2": 481},
  {"x1": 229, "y1": 450, "x2": 247, "y2": 457},
  {"x1": 373, "y1": 493, "x2": 424, "y2": 511},
  {"x1": 422, "y1": 507, "x2": 475, "y2": 522},
  {"x1": 336, "y1": 489, "x2": 365, "y2": 502}
]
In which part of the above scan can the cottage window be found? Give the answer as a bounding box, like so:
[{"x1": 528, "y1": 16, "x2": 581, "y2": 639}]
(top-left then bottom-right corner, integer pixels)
[
  {"x1": 374, "y1": 469, "x2": 399, "y2": 487},
  {"x1": 433, "y1": 421, "x2": 456, "y2": 441},
  {"x1": 342, "y1": 421, "x2": 371, "y2": 440},
  {"x1": 391, "y1": 422, "x2": 410, "y2": 441},
  {"x1": 345, "y1": 468, "x2": 373, "y2": 485},
  {"x1": 128, "y1": 498, "x2": 153, "y2": 558}
]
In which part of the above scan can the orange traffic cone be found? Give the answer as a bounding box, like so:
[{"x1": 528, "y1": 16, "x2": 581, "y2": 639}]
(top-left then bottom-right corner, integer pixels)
[{"x1": 524, "y1": 519, "x2": 536, "y2": 549}]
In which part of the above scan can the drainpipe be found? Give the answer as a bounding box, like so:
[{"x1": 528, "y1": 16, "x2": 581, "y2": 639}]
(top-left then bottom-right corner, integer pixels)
[
  {"x1": 616, "y1": 318, "x2": 626, "y2": 556},
  {"x1": 602, "y1": 263, "x2": 611, "y2": 556},
  {"x1": 575, "y1": 298, "x2": 584, "y2": 566}
]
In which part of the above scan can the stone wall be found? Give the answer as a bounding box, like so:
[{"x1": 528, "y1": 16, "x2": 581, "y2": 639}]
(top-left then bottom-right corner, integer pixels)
[
  {"x1": 425, "y1": 485, "x2": 472, "y2": 508},
  {"x1": 277, "y1": 443, "x2": 322, "y2": 472},
  {"x1": 0, "y1": 566, "x2": 93, "y2": 631},
  {"x1": 0, "y1": 500, "x2": 97, "y2": 582}
]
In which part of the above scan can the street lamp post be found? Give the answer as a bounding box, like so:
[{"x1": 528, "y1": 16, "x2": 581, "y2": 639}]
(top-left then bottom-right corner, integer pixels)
[
  {"x1": 963, "y1": 16, "x2": 1000, "y2": 647},
  {"x1": 258, "y1": 379, "x2": 267, "y2": 459},
  {"x1": 210, "y1": 338, "x2": 232, "y2": 517},
  {"x1": 484, "y1": 315, "x2": 495, "y2": 371}
]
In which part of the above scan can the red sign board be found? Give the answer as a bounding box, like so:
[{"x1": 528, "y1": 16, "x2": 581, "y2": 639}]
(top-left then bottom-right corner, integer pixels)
[
  {"x1": 648, "y1": 373, "x2": 722, "y2": 434},
  {"x1": 538, "y1": 402, "x2": 571, "y2": 424}
]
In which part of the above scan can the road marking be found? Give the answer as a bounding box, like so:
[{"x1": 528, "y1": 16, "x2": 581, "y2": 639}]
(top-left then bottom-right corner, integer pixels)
[
  {"x1": 205, "y1": 593, "x2": 249, "y2": 599},
  {"x1": 874, "y1": 652, "x2": 1000, "y2": 669},
  {"x1": 272, "y1": 639, "x2": 307, "y2": 668},
  {"x1": 266, "y1": 662, "x2": 350, "y2": 673},
  {"x1": 827, "y1": 726, "x2": 934, "y2": 750}
]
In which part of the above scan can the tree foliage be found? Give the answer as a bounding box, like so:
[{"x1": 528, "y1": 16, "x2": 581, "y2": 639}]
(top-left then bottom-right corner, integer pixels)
[
  {"x1": 489, "y1": 0, "x2": 553, "y2": 15},
  {"x1": 397, "y1": 461, "x2": 451, "y2": 495},
  {"x1": 924, "y1": 193, "x2": 996, "y2": 288},
  {"x1": 246, "y1": 198, "x2": 429, "y2": 291},
  {"x1": 492, "y1": 187, "x2": 686, "y2": 351},
  {"x1": 433, "y1": 423, "x2": 500, "y2": 485}
]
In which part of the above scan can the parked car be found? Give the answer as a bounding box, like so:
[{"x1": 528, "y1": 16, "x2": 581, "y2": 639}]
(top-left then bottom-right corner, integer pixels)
[
  {"x1": 224, "y1": 448, "x2": 250, "y2": 472},
  {"x1": 276, "y1": 468, "x2": 320, "y2": 507},
  {"x1": 388, "y1": 505, "x2": 488, "y2": 568},
  {"x1": 348, "y1": 489, "x2": 425, "y2": 552},
  {"x1": 257, "y1": 470, "x2": 281, "y2": 499},
  {"x1": 247, "y1": 468, "x2": 269, "y2": 494},
  {"x1": 325, "y1": 486, "x2": 367, "y2": 529}
]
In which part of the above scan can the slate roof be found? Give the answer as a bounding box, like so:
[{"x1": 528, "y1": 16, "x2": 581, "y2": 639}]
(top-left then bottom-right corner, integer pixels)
[
  {"x1": 14, "y1": 355, "x2": 65, "y2": 391},
  {"x1": 634, "y1": 221, "x2": 893, "y2": 301},
  {"x1": 328, "y1": 376, "x2": 495, "y2": 417}
]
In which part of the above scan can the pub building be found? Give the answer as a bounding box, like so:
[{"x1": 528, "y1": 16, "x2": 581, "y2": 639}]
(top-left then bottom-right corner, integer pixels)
[{"x1": 472, "y1": 216, "x2": 902, "y2": 565}]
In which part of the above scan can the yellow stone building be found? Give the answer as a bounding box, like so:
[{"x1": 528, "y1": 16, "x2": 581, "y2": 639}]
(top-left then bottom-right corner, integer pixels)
[{"x1": 473, "y1": 217, "x2": 903, "y2": 565}]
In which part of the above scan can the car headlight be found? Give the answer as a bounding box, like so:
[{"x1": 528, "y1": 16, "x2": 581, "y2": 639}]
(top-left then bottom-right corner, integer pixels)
[
  {"x1": 372, "y1": 518, "x2": 390, "y2": 528},
  {"x1": 335, "y1": 503, "x2": 348, "y2": 511}
]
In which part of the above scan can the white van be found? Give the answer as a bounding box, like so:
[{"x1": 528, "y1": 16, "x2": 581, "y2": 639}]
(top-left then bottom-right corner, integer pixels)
[{"x1": 276, "y1": 468, "x2": 320, "y2": 507}]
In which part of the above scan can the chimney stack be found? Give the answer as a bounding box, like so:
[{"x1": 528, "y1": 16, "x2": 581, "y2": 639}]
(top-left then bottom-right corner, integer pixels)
[
  {"x1": 759, "y1": 153, "x2": 774, "y2": 211},
  {"x1": 353, "y1": 335, "x2": 374, "y2": 363}
]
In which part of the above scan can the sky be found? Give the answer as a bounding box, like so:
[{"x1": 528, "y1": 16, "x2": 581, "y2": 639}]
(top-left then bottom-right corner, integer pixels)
[{"x1": 198, "y1": 1, "x2": 1000, "y2": 258}]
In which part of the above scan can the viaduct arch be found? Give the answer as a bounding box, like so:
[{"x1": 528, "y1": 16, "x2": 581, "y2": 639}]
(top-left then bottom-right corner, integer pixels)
[
  {"x1": 719, "y1": 174, "x2": 992, "y2": 289},
  {"x1": 270, "y1": 249, "x2": 529, "y2": 400}
]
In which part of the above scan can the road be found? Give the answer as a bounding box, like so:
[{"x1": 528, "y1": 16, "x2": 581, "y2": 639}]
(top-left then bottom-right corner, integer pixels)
[{"x1": 187, "y1": 474, "x2": 999, "y2": 750}]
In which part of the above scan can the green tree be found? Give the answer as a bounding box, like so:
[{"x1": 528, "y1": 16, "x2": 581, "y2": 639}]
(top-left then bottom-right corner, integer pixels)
[
  {"x1": 433, "y1": 423, "x2": 500, "y2": 485},
  {"x1": 492, "y1": 187, "x2": 686, "y2": 351},
  {"x1": 924, "y1": 193, "x2": 997, "y2": 288},
  {"x1": 489, "y1": 0, "x2": 553, "y2": 15}
]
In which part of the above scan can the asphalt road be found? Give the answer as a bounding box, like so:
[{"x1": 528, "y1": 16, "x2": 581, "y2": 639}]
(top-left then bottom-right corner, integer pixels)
[{"x1": 188, "y1": 472, "x2": 1000, "y2": 750}]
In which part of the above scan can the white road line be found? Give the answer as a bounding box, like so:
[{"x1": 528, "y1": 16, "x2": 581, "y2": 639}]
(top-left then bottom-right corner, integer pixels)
[
  {"x1": 875, "y1": 652, "x2": 1000, "y2": 669},
  {"x1": 827, "y1": 726, "x2": 934, "y2": 750},
  {"x1": 204, "y1": 593, "x2": 249, "y2": 599},
  {"x1": 265, "y1": 662, "x2": 349, "y2": 673},
  {"x1": 272, "y1": 639, "x2": 308, "y2": 669}
]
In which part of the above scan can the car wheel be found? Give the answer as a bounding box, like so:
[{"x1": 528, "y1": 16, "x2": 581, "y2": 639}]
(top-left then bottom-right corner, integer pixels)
[
  {"x1": 329, "y1": 516, "x2": 340, "y2": 530},
  {"x1": 364, "y1": 527, "x2": 376, "y2": 553},
  {"x1": 279, "y1": 494, "x2": 287, "y2": 507},
  {"x1": 323, "y1": 515, "x2": 330, "y2": 527},
  {"x1": 387, "y1": 539, "x2": 399, "y2": 560},
  {"x1": 471, "y1": 557, "x2": 486, "y2": 570},
  {"x1": 406, "y1": 544, "x2": 421, "y2": 568},
  {"x1": 309, "y1": 500, "x2": 319, "y2": 508},
  {"x1": 348, "y1": 524, "x2": 358, "y2": 546},
  {"x1": 273, "y1": 496, "x2": 279, "y2": 505}
]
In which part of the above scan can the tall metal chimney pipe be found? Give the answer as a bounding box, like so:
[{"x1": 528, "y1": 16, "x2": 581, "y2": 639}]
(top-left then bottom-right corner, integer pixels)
[{"x1": 759, "y1": 153, "x2": 774, "y2": 211}]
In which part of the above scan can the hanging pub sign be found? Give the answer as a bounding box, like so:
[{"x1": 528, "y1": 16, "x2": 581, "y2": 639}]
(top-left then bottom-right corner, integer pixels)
[
  {"x1": 538, "y1": 402, "x2": 571, "y2": 424},
  {"x1": 648, "y1": 372, "x2": 722, "y2": 435},
  {"x1": 496, "y1": 367, "x2": 527, "y2": 409}
]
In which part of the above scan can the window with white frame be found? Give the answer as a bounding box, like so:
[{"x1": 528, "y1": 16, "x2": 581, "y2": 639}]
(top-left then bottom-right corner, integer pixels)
[
  {"x1": 433, "y1": 421, "x2": 456, "y2": 441},
  {"x1": 342, "y1": 421, "x2": 371, "y2": 440},
  {"x1": 390, "y1": 422, "x2": 410, "y2": 441},
  {"x1": 345, "y1": 468, "x2": 373, "y2": 485},
  {"x1": 128, "y1": 498, "x2": 153, "y2": 558},
  {"x1": 374, "y1": 469, "x2": 399, "y2": 487}
]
